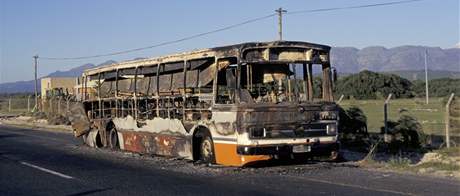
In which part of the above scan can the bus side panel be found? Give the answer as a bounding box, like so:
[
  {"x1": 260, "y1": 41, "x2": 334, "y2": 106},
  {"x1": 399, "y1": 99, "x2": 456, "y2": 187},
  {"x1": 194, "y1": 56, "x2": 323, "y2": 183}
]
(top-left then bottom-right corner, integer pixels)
[{"x1": 120, "y1": 131, "x2": 192, "y2": 159}]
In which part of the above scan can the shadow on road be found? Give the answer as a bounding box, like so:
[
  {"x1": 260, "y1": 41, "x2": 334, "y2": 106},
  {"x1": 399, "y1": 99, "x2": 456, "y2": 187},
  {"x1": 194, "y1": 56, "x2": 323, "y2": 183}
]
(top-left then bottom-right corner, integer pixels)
[{"x1": 0, "y1": 133, "x2": 22, "y2": 139}]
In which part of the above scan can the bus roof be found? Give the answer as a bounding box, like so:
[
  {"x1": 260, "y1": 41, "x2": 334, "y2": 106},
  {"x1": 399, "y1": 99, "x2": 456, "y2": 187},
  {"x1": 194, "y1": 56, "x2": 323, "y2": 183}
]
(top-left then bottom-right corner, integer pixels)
[{"x1": 83, "y1": 40, "x2": 331, "y2": 76}]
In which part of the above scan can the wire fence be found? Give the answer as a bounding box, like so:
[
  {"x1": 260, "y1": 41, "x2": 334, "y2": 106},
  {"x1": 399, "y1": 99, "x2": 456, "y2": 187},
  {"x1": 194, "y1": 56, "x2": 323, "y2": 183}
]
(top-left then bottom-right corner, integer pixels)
[
  {"x1": 0, "y1": 96, "x2": 36, "y2": 115},
  {"x1": 0, "y1": 96, "x2": 77, "y2": 116},
  {"x1": 338, "y1": 94, "x2": 459, "y2": 147}
]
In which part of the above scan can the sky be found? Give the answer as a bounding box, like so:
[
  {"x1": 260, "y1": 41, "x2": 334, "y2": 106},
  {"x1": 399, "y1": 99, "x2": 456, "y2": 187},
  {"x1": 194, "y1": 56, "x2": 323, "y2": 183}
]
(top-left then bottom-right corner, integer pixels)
[{"x1": 0, "y1": 0, "x2": 459, "y2": 84}]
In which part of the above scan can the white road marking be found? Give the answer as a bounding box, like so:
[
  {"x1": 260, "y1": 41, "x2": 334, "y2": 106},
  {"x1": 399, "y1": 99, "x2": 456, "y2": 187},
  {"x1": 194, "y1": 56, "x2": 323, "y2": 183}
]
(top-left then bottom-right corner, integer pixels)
[{"x1": 20, "y1": 161, "x2": 74, "y2": 179}]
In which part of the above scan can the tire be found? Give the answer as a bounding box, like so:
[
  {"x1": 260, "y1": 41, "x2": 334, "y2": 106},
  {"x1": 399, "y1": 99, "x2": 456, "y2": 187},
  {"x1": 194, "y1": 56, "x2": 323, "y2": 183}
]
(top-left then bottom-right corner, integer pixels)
[
  {"x1": 329, "y1": 150, "x2": 342, "y2": 162},
  {"x1": 81, "y1": 133, "x2": 88, "y2": 145},
  {"x1": 200, "y1": 135, "x2": 216, "y2": 164},
  {"x1": 109, "y1": 127, "x2": 119, "y2": 149},
  {"x1": 95, "y1": 132, "x2": 103, "y2": 148}
]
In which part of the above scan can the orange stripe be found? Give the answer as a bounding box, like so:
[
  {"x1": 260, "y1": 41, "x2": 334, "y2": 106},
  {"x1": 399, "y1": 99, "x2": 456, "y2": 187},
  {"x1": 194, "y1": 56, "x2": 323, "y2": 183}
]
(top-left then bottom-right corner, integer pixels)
[{"x1": 214, "y1": 143, "x2": 270, "y2": 166}]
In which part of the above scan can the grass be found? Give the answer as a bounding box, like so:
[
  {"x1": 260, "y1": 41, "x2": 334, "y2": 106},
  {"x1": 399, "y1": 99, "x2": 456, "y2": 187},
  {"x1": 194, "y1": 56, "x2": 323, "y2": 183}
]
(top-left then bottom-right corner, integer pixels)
[
  {"x1": 387, "y1": 156, "x2": 412, "y2": 168},
  {"x1": 360, "y1": 147, "x2": 460, "y2": 177},
  {"x1": 414, "y1": 162, "x2": 460, "y2": 172},
  {"x1": 339, "y1": 97, "x2": 458, "y2": 137},
  {"x1": 0, "y1": 97, "x2": 33, "y2": 115},
  {"x1": 436, "y1": 146, "x2": 460, "y2": 157},
  {"x1": 383, "y1": 156, "x2": 460, "y2": 173}
]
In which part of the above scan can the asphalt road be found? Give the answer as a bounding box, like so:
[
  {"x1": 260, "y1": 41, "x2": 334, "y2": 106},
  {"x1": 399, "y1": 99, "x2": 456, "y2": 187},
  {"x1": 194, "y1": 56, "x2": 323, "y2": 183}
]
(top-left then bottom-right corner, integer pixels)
[{"x1": 0, "y1": 125, "x2": 459, "y2": 196}]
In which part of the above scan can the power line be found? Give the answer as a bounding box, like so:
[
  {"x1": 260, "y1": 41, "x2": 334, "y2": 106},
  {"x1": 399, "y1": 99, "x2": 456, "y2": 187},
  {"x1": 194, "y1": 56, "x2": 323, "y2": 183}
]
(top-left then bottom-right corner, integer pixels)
[
  {"x1": 40, "y1": 13, "x2": 276, "y2": 60},
  {"x1": 40, "y1": 0, "x2": 426, "y2": 61},
  {"x1": 287, "y1": 0, "x2": 424, "y2": 15}
]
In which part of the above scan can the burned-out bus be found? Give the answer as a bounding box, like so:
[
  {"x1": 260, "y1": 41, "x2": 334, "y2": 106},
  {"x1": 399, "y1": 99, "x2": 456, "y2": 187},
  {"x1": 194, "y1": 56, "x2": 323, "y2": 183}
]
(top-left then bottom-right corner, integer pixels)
[{"x1": 70, "y1": 41, "x2": 339, "y2": 166}]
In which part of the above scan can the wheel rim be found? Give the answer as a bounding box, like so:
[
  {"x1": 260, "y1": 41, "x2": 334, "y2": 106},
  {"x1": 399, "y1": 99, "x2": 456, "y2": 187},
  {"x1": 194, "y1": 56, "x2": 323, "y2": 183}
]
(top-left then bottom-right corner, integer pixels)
[
  {"x1": 201, "y1": 139, "x2": 213, "y2": 159},
  {"x1": 330, "y1": 151, "x2": 339, "y2": 161},
  {"x1": 110, "y1": 128, "x2": 118, "y2": 148}
]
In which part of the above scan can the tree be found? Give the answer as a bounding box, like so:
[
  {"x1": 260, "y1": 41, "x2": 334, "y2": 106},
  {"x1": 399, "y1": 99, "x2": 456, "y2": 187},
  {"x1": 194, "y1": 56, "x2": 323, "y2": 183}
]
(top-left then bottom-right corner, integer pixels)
[
  {"x1": 412, "y1": 78, "x2": 460, "y2": 97},
  {"x1": 334, "y1": 70, "x2": 413, "y2": 99}
]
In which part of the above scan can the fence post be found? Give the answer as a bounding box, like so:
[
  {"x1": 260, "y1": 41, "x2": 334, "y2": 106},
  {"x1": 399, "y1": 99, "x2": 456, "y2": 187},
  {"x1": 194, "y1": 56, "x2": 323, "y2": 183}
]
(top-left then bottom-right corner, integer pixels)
[
  {"x1": 445, "y1": 93, "x2": 455, "y2": 148},
  {"x1": 58, "y1": 97, "x2": 61, "y2": 114},
  {"x1": 336, "y1": 94, "x2": 344, "y2": 104},
  {"x1": 38, "y1": 97, "x2": 42, "y2": 112},
  {"x1": 66, "y1": 99, "x2": 70, "y2": 112},
  {"x1": 27, "y1": 96, "x2": 31, "y2": 112},
  {"x1": 384, "y1": 93, "x2": 393, "y2": 143},
  {"x1": 8, "y1": 97, "x2": 11, "y2": 112}
]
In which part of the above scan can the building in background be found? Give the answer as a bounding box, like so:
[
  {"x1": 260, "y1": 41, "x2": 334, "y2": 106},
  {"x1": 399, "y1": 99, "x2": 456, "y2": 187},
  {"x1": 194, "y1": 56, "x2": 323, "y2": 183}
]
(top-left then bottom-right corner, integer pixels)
[{"x1": 41, "y1": 77, "x2": 77, "y2": 99}]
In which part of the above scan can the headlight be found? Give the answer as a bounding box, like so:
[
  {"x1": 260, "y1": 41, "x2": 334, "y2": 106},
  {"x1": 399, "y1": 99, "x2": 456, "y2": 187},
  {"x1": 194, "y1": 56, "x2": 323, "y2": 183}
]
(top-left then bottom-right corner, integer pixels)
[
  {"x1": 319, "y1": 111, "x2": 337, "y2": 120},
  {"x1": 250, "y1": 127, "x2": 266, "y2": 138},
  {"x1": 326, "y1": 124, "x2": 337, "y2": 135}
]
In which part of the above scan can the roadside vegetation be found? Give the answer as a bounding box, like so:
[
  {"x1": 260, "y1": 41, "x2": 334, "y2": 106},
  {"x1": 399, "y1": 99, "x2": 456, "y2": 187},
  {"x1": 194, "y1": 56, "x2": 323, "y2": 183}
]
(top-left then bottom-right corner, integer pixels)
[
  {"x1": 0, "y1": 93, "x2": 35, "y2": 115},
  {"x1": 335, "y1": 70, "x2": 414, "y2": 99},
  {"x1": 359, "y1": 146, "x2": 460, "y2": 179},
  {"x1": 413, "y1": 78, "x2": 460, "y2": 98},
  {"x1": 334, "y1": 70, "x2": 459, "y2": 178},
  {"x1": 338, "y1": 105, "x2": 460, "y2": 178},
  {"x1": 339, "y1": 98, "x2": 452, "y2": 136},
  {"x1": 335, "y1": 70, "x2": 460, "y2": 99}
]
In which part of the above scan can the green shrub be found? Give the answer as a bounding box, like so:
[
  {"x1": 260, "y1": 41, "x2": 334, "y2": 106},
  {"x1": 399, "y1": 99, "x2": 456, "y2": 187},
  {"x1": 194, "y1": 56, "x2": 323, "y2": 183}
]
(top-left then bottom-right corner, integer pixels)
[
  {"x1": 339, "y1": 106, "x2": 369, "y2": 148},
  {"x1": 381, "y1": 114, "x2": 426, "y2": 151},
  {"x1": 335, "y1": 70, "x2": 414, "y2": 100}
]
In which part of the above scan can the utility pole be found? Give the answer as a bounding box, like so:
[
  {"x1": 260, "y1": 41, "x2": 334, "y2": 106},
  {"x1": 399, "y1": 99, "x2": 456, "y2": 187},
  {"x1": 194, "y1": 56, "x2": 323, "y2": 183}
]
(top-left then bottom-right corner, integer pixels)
[
  {"x1": 275, "y1": 7, "x2": 287, "y2": 41},
  {"x1": 33, "y1": 55, "x2": 39, "y2": 110},
  {"x1": 424, "y1": 49, "x2": 429, "y2": 104}
]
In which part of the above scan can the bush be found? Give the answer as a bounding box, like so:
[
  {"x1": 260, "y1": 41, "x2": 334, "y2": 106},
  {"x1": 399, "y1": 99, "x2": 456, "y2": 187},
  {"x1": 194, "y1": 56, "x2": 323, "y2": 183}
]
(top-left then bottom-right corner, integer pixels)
[
  {"x1": 339, "y1": 106, "x2": 369, "y2": 148},
  {"x1": 339, "y1": 106, "x2": 368, "y2": 135},
  {"x1": 381, "y1": 114, "x2": 426, "y2": 151}
]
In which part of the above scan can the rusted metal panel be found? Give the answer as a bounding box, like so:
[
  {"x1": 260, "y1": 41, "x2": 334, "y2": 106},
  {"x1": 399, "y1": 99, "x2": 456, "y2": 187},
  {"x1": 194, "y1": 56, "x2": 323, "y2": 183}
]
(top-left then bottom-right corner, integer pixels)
[
  {"x1": 118, "y1": 78, "x2": 134, "y2": 92},
  {"x1": 83, "y1": 41, "x2": 330, "y2": 77},
  {"x1": 198, "y1": 63, "x2": 216, "y2": 87},
  {"x1": 136, "y1": 77, "x2": 151, "y2": 95},
  {"x1": 121, "y1": 131, "x2": 190, "y2": 157},
  {"x1": 158, "y1": 74, "x2": 172, "y2": 91},
  {"x1": 68, "y1": 102, "x2": 91, "y2": 137},
  {"x1": 171, "y1": 72, "x2": 185, "y2": 90},
  {"x1": 185, "y1": 70, "x2": 198, "y2": 88}
]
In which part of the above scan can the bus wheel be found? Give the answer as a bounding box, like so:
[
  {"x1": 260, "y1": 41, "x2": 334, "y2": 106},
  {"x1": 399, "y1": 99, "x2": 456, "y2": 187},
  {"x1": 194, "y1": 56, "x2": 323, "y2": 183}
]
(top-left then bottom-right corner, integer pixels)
[
  {"x1": 95, "y1": 132, "x2": 103, "y2": 148},
  {"x1": 200, "y1": 135, "x2": 215, "y2": 164},
  {"x1": 109, "y1": 127, "x2": 119, "y2": 149},
  {"x1": 329, "y1": 150, "x2": 342, "y2": 162}
]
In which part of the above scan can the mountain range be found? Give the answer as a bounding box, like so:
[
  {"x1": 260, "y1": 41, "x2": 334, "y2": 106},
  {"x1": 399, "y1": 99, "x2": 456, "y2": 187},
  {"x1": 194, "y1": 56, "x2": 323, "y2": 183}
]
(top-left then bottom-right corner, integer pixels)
[
  {"x1": 330, "y1": 46, "x2": 459, "y2": 73},
  {"x1": 0, "y1": 60, "x2": 116, "y2": 94},
  {"x1": 1, "y1": 45, "x2": 459, "y2": 93}
]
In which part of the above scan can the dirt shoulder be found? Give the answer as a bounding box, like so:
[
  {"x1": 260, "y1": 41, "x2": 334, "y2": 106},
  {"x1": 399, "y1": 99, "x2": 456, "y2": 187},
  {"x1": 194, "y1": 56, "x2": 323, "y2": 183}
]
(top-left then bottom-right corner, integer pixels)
[
  {"x1": 357, "y1": 147, "x2": 460, "y2": 180},
  {"x1": 0, "y1": 115, "x2": 72, "y2": 133}
]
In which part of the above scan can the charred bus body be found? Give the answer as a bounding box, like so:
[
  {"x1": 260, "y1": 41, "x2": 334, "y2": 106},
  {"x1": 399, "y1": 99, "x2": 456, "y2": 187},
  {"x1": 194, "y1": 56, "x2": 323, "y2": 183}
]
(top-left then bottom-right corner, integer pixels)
[{"x1": 71, "y1": 41, "x2": 339, "y2": 166}]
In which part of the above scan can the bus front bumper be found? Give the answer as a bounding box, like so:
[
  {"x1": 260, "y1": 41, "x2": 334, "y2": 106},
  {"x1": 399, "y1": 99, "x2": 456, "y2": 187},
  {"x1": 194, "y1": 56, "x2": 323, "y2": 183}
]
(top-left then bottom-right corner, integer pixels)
[{"x1": 236, "y1": 141, "x2": 339, "y2": 156}]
